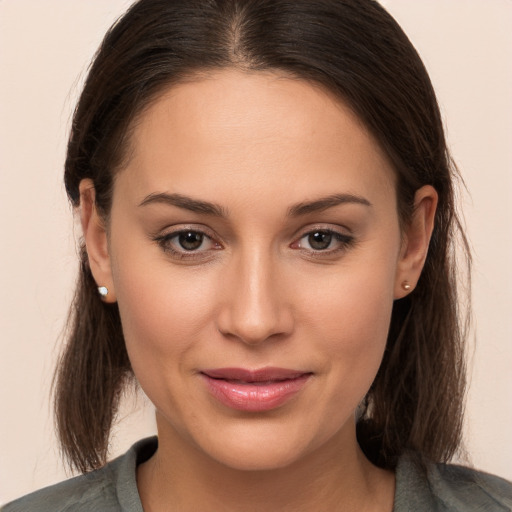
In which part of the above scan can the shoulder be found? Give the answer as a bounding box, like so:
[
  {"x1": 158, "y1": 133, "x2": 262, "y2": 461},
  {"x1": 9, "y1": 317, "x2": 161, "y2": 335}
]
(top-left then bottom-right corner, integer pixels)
[
  {"x1": 429, "y1": 461, "x2": 512, "y2": 511},
  {"x1": 1, "y1": 465, "x2": 118, "y2": 512},
  {"x1": 1, "y1": 437, "x2": 157, "y2": 512},
  {"x1": 395, "y1": 452, "x2": 512, "y2": 511}
]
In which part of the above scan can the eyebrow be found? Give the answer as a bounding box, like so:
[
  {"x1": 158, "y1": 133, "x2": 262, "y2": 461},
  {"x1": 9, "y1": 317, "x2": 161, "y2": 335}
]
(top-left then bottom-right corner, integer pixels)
[
  {"x1": 139, "y1": 192, "x2": 228, "y2": 217},
  {"x1": 139, "y1": 192, "x2": 371, "y2": 217},
  {"x1": 287, "y1": 193, "x2": 372, "y2": 216}
]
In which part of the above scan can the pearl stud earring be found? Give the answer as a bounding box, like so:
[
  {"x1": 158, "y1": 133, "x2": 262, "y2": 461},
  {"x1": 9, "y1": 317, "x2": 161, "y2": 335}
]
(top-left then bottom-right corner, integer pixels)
[
  {"x1": 98, "y1": 286, "x2": 109, "y2": 297},
  {"x1": 402, "y1": 281, "x2": 412, "y2": 291}
]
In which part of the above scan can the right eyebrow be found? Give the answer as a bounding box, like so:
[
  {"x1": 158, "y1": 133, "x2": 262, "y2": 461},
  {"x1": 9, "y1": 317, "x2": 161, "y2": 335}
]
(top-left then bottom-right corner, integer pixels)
[{"x1": 138, "y1": 192, "x2": 228, "y2": 217}]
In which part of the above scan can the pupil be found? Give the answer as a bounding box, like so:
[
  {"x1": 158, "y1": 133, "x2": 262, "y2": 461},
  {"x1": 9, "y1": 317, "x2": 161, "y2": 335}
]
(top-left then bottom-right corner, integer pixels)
[
  {"x1": 179, "y1": 232, "x2": 203, "y2": 250},
  {"x1": 309, "y1": 231, "x2": 332, "y2": 250}
]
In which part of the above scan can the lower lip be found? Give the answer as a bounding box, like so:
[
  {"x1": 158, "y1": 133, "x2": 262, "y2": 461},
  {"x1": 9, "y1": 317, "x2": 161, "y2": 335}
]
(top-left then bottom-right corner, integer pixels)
[{"x1": 201, "y1": 374, "x2": 311, "y2": 412}]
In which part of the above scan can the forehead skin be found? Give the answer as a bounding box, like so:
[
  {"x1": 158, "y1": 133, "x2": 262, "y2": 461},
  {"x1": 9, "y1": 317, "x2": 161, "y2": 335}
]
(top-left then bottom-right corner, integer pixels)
[{"x1": 116, "y1": 69, "x2": 397, "y2": 221}]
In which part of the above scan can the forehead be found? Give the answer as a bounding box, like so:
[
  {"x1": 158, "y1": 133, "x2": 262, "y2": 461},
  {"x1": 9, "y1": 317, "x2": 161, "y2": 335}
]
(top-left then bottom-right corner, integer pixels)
[{"x1": 120, "y1": 69, "x2": 395, "y2": 206}]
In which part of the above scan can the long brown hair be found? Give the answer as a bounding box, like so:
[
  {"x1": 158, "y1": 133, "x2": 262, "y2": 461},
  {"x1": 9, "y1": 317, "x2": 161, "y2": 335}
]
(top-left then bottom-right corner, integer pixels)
[{"x1": 55, "y1": 0, "x2": 470, "y2": 473}]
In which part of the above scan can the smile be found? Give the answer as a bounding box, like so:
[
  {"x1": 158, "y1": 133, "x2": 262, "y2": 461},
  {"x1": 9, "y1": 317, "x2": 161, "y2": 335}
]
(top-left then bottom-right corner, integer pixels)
[{"x1": 200, "y1": 367, "x2": 313, "y2": 412}]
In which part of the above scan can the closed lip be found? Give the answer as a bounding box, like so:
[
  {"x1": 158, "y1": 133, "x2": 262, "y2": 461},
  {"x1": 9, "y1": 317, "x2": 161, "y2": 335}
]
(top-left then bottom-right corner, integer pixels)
[
  {"x1": 200, "y1": 367, "x2": 311, "y2": 382},
  {"x1": 200, "y1": 367, "x2": 313, "y2": 412}
]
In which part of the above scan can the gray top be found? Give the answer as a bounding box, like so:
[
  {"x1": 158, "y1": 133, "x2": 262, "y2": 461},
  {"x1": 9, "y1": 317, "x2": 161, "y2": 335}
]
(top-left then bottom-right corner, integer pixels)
[{"x1": 3, "y1": 437, "x2": 512, "y2": 511}]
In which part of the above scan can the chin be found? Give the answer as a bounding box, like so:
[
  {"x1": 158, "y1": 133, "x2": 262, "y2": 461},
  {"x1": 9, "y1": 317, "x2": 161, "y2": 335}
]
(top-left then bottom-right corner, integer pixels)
[
  {"x1": 190, "y1": 418, "x2": 341, "y2": 473},
  {"x1": 207, "y1": 441, "x2": 306, "y2": 472}
]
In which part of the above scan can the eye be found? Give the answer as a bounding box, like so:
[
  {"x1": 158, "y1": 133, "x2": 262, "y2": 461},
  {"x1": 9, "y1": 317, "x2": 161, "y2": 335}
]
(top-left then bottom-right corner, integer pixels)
[
  {"x1": 292, "y1": 228, "x2": 354, "y2": 254},
  {"x1": 176, "y1": 231, "x2": 207, "y2": 251},
  {"x1": 304, "y1": 231, "x2": 335, "y2": 250},
  {"x1": 153, "y1": 228, "x2": 221, "y2": 259}
]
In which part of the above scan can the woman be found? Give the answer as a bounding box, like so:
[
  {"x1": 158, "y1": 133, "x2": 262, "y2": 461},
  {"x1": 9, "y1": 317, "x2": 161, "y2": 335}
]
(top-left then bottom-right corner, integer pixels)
[{"x1": 3, "y1": 0, "x2": 511, "y2": 510}]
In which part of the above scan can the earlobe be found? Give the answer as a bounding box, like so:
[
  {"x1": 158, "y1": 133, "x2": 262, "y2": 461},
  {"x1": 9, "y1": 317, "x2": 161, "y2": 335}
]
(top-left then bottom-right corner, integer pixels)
[
  {"x1": 79, "y1": 179, "x2": 117, "y2": 303},
  {"x1": 394, "y1": 185, "x2": 438, "y2": 299}
]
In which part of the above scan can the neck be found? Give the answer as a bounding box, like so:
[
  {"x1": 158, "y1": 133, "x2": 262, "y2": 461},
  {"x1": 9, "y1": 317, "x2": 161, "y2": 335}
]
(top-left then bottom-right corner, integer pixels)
[{"x1": 137, "y1": 415, "x2": 394, "y2": 512}]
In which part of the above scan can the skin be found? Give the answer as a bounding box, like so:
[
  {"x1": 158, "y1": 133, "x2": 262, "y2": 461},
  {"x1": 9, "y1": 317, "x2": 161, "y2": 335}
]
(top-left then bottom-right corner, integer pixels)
[{"x1": 80, "y1": 69, "x2": 437, "y2": 511}]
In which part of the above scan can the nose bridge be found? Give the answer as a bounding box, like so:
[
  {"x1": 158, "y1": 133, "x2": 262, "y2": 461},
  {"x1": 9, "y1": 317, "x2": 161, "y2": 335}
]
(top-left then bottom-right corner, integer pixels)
[{"x1": 217, "y1": 243, "x2": 292, "y2": 345}]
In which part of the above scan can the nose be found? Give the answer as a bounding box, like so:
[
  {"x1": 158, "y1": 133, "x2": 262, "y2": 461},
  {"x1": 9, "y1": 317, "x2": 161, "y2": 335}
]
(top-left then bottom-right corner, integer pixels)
[{"x1": 216, "y1": 249, "x2": 294, "y2": 346}]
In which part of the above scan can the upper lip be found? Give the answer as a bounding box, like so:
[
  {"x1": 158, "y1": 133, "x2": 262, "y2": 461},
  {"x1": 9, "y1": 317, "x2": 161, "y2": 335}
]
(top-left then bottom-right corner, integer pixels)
[{"x1": 201, "y1": 367, "x2": 311, "y2": 382}]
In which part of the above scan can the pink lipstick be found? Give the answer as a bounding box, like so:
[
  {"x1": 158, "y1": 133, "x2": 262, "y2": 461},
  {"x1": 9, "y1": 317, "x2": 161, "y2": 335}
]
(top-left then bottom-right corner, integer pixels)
[{"x1": 201, "y1": 367, "x2": 312, "y2": 412}]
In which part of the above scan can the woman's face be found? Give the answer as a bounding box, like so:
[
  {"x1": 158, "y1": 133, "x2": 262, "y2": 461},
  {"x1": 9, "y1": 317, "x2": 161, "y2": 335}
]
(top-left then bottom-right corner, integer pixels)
[{"x1": 89, "y1": 69, "x2": 427, "y2": 470}]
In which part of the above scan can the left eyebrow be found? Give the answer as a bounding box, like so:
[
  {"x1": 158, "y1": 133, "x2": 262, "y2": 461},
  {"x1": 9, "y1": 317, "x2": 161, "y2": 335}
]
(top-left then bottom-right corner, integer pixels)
[{"x1": 287, "y1": 193, "x2": 372, "y2": 217}]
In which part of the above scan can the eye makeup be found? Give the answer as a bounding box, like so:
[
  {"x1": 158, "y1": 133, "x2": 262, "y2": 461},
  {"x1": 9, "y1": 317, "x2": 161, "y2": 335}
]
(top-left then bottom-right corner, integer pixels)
[
  {"x1": 151, "y1": 222, "x2": 356, "y2": 264},
  {"x1": 152, "y1": 226, "x2": 223, "y2": 261},
  {"x1": 292, "y1": 228, "x2": 355, "y2": 256}
]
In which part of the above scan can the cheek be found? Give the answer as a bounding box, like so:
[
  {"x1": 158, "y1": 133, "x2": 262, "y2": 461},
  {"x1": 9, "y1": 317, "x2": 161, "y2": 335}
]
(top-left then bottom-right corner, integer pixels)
[
  {"x1": 312, "y1": 279, "x2": 393, "y2": 373},
  {"x1": 301, "y1": 241, "x2": 397, "y2": 338},
  {"x1": 295, "y1": 246, "x2": 398, "y2": 398},
  {"x1": 112, "y1": 258, "x2": 224, "y2": 429},
  {"x1": 111, "y1": 247, "x2": 218, "y2": 374}
]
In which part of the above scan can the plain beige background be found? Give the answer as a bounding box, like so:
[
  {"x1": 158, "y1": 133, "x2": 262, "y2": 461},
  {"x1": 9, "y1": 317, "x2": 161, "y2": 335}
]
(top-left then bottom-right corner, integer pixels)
[{"x1": 1, "y1": 0, "x2": 511, "y2": 504}]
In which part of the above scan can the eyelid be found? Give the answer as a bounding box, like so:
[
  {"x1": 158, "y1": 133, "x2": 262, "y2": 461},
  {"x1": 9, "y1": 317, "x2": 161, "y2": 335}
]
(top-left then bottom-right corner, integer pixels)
[
  {"x1": 154, "y1": 223, "x2": 219, "y2": 240},
  {"x1": 151, "y1": 223, "x2": 355, "y2": 261},
  {"x1": 290, "y1": 225, "x2": 355, "y2": 254},
  {"x1": 152, "y1": 224, "x2": 223, "y2": 260},
  {"x1": 292, "y1": 223, "x2": 353, "y2": 241}
]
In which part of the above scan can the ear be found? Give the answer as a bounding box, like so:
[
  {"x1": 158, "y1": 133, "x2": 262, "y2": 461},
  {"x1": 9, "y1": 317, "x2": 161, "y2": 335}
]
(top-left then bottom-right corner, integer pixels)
[
  {"x1": 394, "y1": 185, "x2": 438, "y2": 299},
  {"x1": 79, "y1": 179, "x2": 117, "y2": 303}
]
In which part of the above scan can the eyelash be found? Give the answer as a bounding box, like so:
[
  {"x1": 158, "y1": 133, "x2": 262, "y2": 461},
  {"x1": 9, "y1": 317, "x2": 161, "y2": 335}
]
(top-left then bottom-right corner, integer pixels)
[
  {"x1": 153, "y1": 226, "x2": 355, "y2": 261},
  {"x1": 292, "y1": 229, "x2": 355, "y2": 256},
  {"x1": 153, "y1": 227, "x2": 221, "y2": 261}
]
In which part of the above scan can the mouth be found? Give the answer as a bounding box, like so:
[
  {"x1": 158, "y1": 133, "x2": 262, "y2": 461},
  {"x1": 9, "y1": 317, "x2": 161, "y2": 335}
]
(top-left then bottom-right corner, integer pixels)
[{"x1": 200, "y1": 367, "x2": 313, "y2": 412}]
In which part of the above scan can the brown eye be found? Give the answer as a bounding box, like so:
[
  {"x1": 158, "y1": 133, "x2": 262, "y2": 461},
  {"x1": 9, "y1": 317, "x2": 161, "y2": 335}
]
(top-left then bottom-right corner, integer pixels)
[
  {"x1": 154, "y1": 228, "x2": 222, "y2": 260},
  {"x1": 292, "y1": 228, "x2": 354, "y2": 256},
  {"x1": 308, "y1": 231, "x2": 333, "y2": 250},
  {"x1": 178, "y1": 231, "x2": 204, "y2": 251}
]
